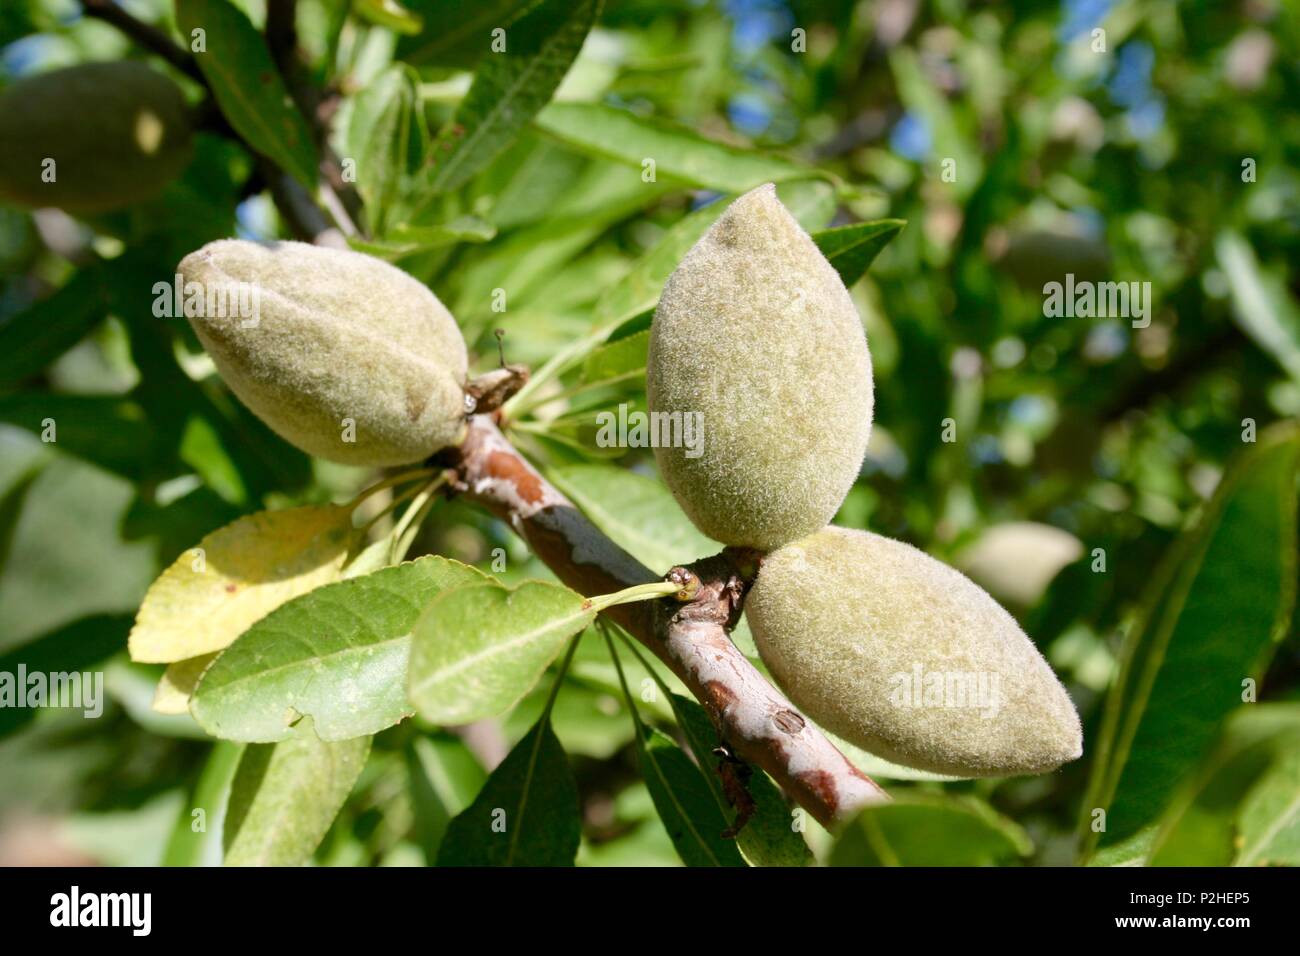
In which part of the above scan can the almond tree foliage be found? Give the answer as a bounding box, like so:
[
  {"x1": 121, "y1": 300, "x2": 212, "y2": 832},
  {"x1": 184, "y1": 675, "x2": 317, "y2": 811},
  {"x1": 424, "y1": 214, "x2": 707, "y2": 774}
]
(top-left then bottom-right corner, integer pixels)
[{"x1": 1, "y1": 0, "x2": 1298, "y2": 868}]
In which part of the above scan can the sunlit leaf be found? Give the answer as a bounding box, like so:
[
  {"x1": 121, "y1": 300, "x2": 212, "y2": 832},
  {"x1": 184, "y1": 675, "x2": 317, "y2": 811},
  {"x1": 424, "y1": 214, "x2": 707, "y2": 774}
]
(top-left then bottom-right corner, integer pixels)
[
  {"x1": 671, "y1": 694, "x2": 811, "y2": 867},
  {"x1": 1081, "y1": 423, "x2": 1300, "y2": 862},
  {"x1": 223, "y1": 720, "x2": 369, "y2": 866},
  {"x1": 831, "y1": 793, "x2": 1031, "y2": 866},
  {"x1": 177, "y1": 0, "x2": 318, "y2": 187},
  {"x1": 415, "y1": 0, "x2": 599, "y2": 199},
  {"x1": 129, "y1": 504, "x2": 358, "y2": 663},
  {"x1": 153, "y1": 652, "x2": 218, "y2": 715},
  {"x1": 192, "y1": 556, "x2": 488, "y2": 741},
  {"x1": 436, "y1": 716, "x2": 580, "y2": 866},
  {"x1": 535, "y1": 101, "x2": 814, "y2": 192},
  {"x1": 408, "y1": 580, "x2": 594, "y2": 724},
  {"x1": 813, "y1": 219, "x2": 907, "y2": 287},
  {"x1": 549, "y1": 463, "x2": 717, "y2": 574},
  {"x1": 637, "y1": 724, "x2": 746, "y2": 867}
]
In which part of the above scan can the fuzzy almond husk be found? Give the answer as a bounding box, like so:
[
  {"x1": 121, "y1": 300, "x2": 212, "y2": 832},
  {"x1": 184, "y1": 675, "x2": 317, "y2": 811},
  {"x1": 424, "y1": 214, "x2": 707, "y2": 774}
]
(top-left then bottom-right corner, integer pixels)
[
  {"x1": 0, "y1": 61, "x2": 192, "y2": 214},
  {"x1": 745, "y1": 526, "x2": 1084, "y2": 777},
  {"x1": 179, "y1": 240, "x2": 468, "y2": 466},
  {"x1": 647, "y1": 184, "x2": 873, "y2": 550}
]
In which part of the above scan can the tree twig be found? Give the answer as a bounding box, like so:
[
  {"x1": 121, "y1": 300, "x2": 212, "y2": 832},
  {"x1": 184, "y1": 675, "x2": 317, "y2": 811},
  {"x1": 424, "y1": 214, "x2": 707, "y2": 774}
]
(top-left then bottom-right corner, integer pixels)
[
  {"x1": 82, "y1": 0, "x2": 203, "y2": 82},
  {"x1": 444, "y1": 416, "x2": 888, "y2": 828}
]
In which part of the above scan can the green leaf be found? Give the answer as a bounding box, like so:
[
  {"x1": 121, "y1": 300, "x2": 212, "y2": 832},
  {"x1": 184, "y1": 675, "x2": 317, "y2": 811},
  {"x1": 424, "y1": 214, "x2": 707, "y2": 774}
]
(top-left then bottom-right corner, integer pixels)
[
  {"x1": 416, "y1": 0, "x2": 600, "y2": 199},
  {"x1": 636, "y1": 725, "x2": 746, "y2": 867},
  {"x1": 812, "y1": 219, "x2": 907, "y2": 287},
  {"x1": 889, "y1": 47, "x2": 981, "y2": 199},
  {"x1": 0, "y1": 393, "x2": 153, "y2": 480},
  {"x1": 1144, "y1": 704, "x2": 1300, "y2": 866},
  {"x1": 223, "y1": 721, "x2": 370, "y2": 866},
  {"x1": 549, "y1": 463, "x2": 718, "y2": 574},
  {"x1": 408, "y1": 580, "x2": 594, "y2": 724},
  {"x1": 129, "y1": 504, "x2": 358, "y2": 664},
  {"x1": 436, "y1": 716, "x2": 581, "y2": 866},
  {"x1": 579, "y1": 329, "x2": 648, "y2": 386},
  {"x1": 163, "y1": 740, "x2": 244, "y2": 866},
  {"x1": 535, "y1": 102, "x2": 815, "y2": 193},
  {"x1": 1216, "y1": 230, "x2": 1300, "y2": 383},
  {"x1": 353, "y1": 0, "x2": 423, "y2": 34},
  {"x1": 505, "y1": 674, "x2": 635, "y2": 759},
  {"x1": 0, "y1": 614, "x2": 130, "y2": 740},
  {"x1": 1081, "y1": 423, "x2": 1300, "y2": 861},
  {"x1": 346, "y1": 64, "x2": 426, "y2": 233},
  {"x1": 830, "y1": 793, "x2": 1032, "y2": 866},
  {"x1": 408, "y1": 734, "x2": 487, "y2": 862},
  {"x1": 348, "y1": 216, "x2": 496, "y2": 261},
  {"x1": 0, "y1": 268, "x2": 105, "y2": 386},
  {"x1": 1235, "y1": 743, "x2": 1300, "y2": 866},
  {"x1": 397, "y1": 0, "x2": 532, "y2": 68},
  {"x1": 177, "y1": 0, "x2": 318, "y2": 188},
  {"x1": 153, "y1": 652, "x2": 219, "y2": 715},
  {"x1": 0, "y1": 462, "x2": 43, "y2": 579},
  {"x1": 191, "y1": 556, "x2": 488, "y2": 742},
  {"x1": 670, "y1": 694, "x2": 811, "y2": 867}
]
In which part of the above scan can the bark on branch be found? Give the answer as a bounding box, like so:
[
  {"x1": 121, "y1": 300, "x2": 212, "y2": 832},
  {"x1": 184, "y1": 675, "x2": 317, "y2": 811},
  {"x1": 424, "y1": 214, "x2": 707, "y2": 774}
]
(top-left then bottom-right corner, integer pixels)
[{"x1": 445, "y1": 415, "x2": 887, "y2": 828}]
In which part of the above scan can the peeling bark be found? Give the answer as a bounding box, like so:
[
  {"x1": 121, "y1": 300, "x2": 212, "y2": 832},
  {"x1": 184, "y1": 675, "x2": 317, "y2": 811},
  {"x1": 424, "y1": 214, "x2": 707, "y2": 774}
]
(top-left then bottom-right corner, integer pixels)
[{"x1": 445, "y1": 415, "x2": 887, "y2": 828}]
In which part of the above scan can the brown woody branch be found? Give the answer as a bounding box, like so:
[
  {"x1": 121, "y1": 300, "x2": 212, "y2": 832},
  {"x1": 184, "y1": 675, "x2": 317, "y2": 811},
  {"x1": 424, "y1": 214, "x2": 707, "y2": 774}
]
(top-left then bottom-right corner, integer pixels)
[
  {"x1": 444, "y1": 416, "x2": 887, "y2": 828},
  {"x1": 81, "y1": 0, "x2": 203, "y2": 82}
]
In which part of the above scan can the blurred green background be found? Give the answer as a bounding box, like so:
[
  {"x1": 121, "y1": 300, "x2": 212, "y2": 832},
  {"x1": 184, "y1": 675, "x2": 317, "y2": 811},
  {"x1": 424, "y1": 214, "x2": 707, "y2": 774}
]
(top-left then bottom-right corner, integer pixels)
[{"x1": 1, "y1": 0, "x2": 1298, "y2": 866}]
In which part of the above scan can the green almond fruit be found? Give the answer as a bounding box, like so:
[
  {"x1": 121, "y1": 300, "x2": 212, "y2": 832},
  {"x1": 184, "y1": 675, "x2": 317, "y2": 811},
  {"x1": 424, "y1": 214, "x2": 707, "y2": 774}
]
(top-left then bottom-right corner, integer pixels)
[
  {"x1": 745, "y1": 526, "x2": 1083, "y2": 777},
  {"x1": 179, "y1": 239, "x2": 468, "y2": 466},
  {"x1": 647, "y1": 184, "x2": 873, "y2": 550},
  {"x1": 0, "y1": 61, "x2": 193, "y2": 214}
]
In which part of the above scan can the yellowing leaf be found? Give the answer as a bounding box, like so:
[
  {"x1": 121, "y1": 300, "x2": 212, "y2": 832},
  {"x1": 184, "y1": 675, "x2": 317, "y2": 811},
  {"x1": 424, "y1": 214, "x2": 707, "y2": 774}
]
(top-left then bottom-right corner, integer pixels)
[
  {"x1": 129, "y1": 505, "x2": 357, "y2": 663},
  {"x1": 153, "y1": 652, "x2": 219, "y2": 715}
]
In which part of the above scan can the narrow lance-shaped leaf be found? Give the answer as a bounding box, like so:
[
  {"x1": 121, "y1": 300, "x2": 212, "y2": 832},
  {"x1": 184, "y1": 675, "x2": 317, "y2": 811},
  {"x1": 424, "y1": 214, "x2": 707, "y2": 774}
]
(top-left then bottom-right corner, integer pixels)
[
  {"x1": 223, "y1": 720, "x2": 370, "y2": 866},
  {"x1": 1145, "y1": 704, "x2": 1300, "y2": 866},
  {"x1": 0, "y1": 393, "x2": 153, "y2": 480},
  {"x1": 0, "y1": 268, "x2": 105, "y2": 386},
  {"x1": 1081, "y1": 423, "x2": 1300, "y2": 863},
  {"x1": 580, "y1": 329, "x2": 650, "y2": 387},
  {"x1": 348, "y1": 217, "x2": 496, "y2": 262},
  {"x1": 1216, "y1": 230, "x2": 1300, "y2": 383},
  {"x1": 812, "y1": 219, "x2": 907, "y2": 288},
  {"x1": 548, "y1": 464, "x2": 718, "y2": 575},
  {"x1": 414, "y1": 0, "x2": 600, "y2": 201},
  {"x1": 397, "y1": 0, "x2": 530, "y2": 68},
  {"x1": 352, "y1": 0, "x2": 423, "y2": 34},
  {"x1": 163, "y1": 740, "x2": 244, "y2": 867},
  {"x1": 0, "y1": 614, "x2": 130, "y2": 740},
  {"x1": 671, "y1": 693, "x2": 812, "y2": 867},
  {"x1": 636, "y1": 724, "x2": 746, "y2": 867},
  {"x1": 436, "y1": 717, "x2": 581, "y2": 866},
  {"x1": 408, "y1": 734, "x2": 487, "y2": 863},
  {"x1": 408, "y1": 580, "x2": 595, "y2": 724},
  {"x1": 177, "y1": 0, "x2": 319, "y2": 188},
  {"x1": 346, "y1": 64, "x2": 427, "y2": 233},
  {"x1": 830, "y1": 794, "x2": 1032, "y2": 866},
  {"x1": 129, "y1": 504, "x2": 358, "y2": 663},
  {"x1": 1235, "y1": 745, "x2": 1300, "y2": 866},
  {"x1": 192, "y1": 557, "x2": 489, "y2": 742},
  {"x1": 535, "y1": 101, "x2": 815, "y2": 193}
]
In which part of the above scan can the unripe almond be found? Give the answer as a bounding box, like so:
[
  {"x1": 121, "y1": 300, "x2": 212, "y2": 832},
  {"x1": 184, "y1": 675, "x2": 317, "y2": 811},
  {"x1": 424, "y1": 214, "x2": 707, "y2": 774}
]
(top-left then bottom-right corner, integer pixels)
[
  {"x1": 745, "y1": 526, "x2": 1083, "y2": 777},
  {"x1": 179, "y1": 240, "x2": 468, "y2": 466},
  {"x1": 0, "y1": 62, "x2": 193, "y2": 213},
  {"x1": 647, "y1": 184, "x2": 873, "y2": 550}
]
